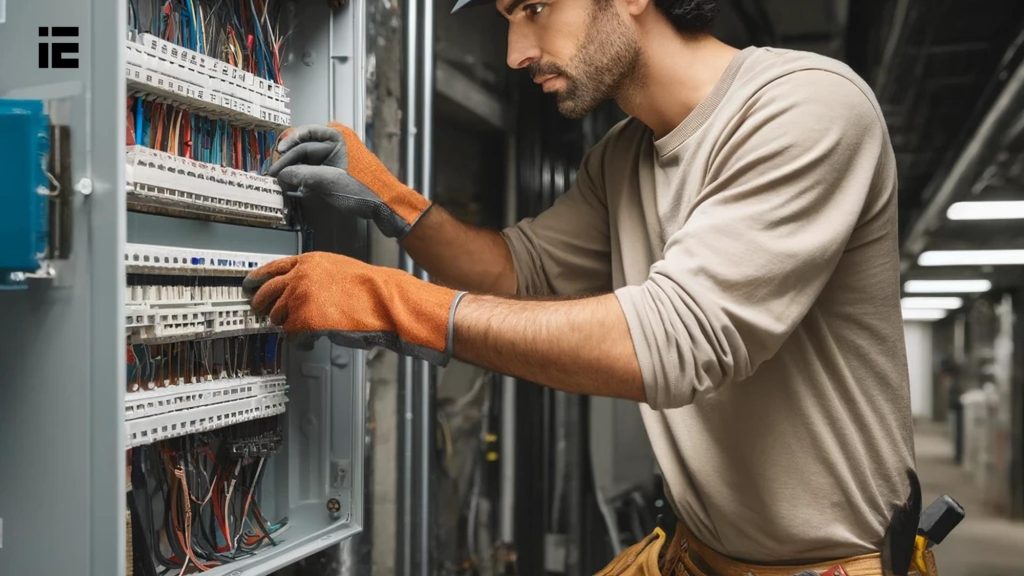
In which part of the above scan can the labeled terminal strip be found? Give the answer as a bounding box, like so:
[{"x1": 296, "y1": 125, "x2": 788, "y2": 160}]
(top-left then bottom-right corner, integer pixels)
[
  {"x1": 125, "y1": 243, "x2": 286, "y2": 276},
  {"x1": 126, "y1": 145, "x2": 287, "y2": 226},
  {"x1": 124, "y1": 244, "x2": 286, "y2": 342}
]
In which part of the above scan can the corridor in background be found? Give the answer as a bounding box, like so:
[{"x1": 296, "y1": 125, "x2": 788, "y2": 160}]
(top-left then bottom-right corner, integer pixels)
[{"x1": 916, "y1": 421, "x2": 1024, "y2": 576}]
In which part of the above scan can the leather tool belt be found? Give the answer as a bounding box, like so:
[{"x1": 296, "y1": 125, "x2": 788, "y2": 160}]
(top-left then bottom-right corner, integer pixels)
[{"x1": 594, "y1": 522, "x2": 890, "y2": 576}]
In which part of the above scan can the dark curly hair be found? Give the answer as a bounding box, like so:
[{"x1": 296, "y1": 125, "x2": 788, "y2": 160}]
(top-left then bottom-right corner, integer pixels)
[{"x1": 653, "y1": 0, "x2": 719, "y2": 34}]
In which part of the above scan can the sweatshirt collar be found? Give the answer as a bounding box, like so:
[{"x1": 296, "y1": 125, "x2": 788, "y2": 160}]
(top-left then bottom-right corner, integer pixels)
[{"x1": 653, "y1": 46, "x2": 755, "y2": 157}]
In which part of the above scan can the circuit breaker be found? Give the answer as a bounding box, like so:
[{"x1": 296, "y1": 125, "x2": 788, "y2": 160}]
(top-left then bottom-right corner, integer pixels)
[{"x1": 0, "y1": 1, "x2": 367, "y2": 574}]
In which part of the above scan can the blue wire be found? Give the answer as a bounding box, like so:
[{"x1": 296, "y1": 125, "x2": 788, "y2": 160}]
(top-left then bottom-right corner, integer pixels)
[
  {"x1": 248, "y1": 0, "x2": 273, "y2": 80},
  {"x1": 182, "y1": 3, "x2": 194, "y2": 51},
  {"x1": 141, "y1": 104, "x2": 150, "y2": 147},
  {"x1": 214, "y1": 121, "x2": 222, "y2": 165},
  {"x1": 191, "y1": 0, "x2": 204, "y2": 54},
  {"x1": 134, "y1": 99, "x2": 144, "y2": 146},
  {"x1": 257, "y1": 131, "x2": 264, "y2": 170}
]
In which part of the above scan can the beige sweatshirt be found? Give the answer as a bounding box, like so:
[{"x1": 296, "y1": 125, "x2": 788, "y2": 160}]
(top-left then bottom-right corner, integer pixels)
[{"x1": 501, "y1": 47, "x2": 915, "y2": 563}]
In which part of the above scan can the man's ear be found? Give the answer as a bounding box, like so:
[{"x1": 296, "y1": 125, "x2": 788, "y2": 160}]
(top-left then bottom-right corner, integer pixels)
[{"x1": 621, "y1": 0, "x2": 653, "y2": 17}]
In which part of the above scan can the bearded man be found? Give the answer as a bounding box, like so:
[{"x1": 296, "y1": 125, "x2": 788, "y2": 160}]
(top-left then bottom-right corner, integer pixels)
[{"x1": 246, "y1": 0, "x2": 919, "y2": 574}]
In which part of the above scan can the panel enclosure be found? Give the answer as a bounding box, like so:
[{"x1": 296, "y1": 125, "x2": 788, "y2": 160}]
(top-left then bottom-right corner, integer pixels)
[{"x1": 0, "y1": 1, "x2": 367, "y2": 574}]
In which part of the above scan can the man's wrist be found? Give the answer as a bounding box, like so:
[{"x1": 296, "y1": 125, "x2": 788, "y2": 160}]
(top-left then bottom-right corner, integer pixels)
[
  {"x1": 445, "y1": 291, "x2": 469, "y2": 361},
  {"x1": 394, "y1": 200, "x2": 434, "y2": 240}
]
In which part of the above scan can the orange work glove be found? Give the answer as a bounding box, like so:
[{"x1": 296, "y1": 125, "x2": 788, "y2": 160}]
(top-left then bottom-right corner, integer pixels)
[
  {"x1": 267, "y1": 122, "x2": 431, "y2": 239},
  {"x1": 243, "y1": 252, "x2": 466, "y2": 365}
]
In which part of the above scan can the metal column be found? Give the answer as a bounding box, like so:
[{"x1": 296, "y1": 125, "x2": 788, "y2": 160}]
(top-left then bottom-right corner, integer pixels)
[{"x1": 398, "y1": 0, "x2": 436, "y2": 573}]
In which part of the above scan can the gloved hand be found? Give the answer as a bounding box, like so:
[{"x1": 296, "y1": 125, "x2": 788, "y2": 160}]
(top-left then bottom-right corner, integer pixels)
[
  {"x1": 243, "y1": 252, "x2": 466, "y2": 365},
  {"x1": 268, "y1": 123, "x2": 431, "y2": 239}
]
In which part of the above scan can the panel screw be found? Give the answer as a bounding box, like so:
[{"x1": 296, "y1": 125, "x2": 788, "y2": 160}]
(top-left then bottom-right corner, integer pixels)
[{"x1": 76, "y1": 177, "x2": 93, "y2": 196}]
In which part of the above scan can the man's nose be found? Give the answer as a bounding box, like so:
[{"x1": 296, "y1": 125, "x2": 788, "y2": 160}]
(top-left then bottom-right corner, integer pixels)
[{"x1": 506, "y1": 24, "x2": 540, "y2": 70}]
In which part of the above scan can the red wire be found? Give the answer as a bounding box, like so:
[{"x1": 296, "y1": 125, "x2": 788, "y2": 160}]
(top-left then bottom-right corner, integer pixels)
[
  {"x1": 182, "y1": 112, "x2": 193, "y2": 159},
  {"x1": 249, "y1": 132, "x2": 258, "y2": 169}
]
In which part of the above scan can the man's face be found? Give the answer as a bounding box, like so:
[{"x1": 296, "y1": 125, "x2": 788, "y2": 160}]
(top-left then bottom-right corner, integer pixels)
[{"x1": 500, "y1": 0, "x2": 641, "y2": 118}]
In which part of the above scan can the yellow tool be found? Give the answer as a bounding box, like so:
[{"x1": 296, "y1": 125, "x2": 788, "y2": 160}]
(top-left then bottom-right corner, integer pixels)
[{"x1": 912, "y1": 495, "x2": 964, "y2": 576}]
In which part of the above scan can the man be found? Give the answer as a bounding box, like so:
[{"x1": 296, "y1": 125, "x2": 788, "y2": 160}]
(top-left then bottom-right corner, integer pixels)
[{"x1": 245, "y1": 0, "x2": 918, "y2": 573}]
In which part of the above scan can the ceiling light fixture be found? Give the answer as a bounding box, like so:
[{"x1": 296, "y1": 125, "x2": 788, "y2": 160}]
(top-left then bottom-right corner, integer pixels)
[
  {"x1": 947, "y1": 201, "x2": 1024, "y2": 220},
  {"x1": 901, "y1": 297, "x2": 964, "y2": 310},
  {"x1": 901, "y1": 309, "x2": 949, "y2": 322},
  {"x1": 903, "y1": 279, "x2": 992, "y2": 294},
  {"x1": 918, "y1": 250, "x2": 1024, "y2": 266}
]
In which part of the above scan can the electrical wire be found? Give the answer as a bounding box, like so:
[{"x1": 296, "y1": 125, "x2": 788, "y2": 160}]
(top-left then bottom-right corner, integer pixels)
[
  {"x1": 130, "y1": 421, "x2": 284, "y2": 573},
  {"x1": 136, "y1": 0, "x2": 288, "y2": 81},
  {"x1": 128, "y1": 99, "x2": 275, "y2": 172}
]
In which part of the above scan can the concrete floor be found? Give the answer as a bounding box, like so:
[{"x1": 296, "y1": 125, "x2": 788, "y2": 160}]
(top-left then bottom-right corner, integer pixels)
[{"x1": 915, "y1": 421, "x2": 1024, "y2": 576}]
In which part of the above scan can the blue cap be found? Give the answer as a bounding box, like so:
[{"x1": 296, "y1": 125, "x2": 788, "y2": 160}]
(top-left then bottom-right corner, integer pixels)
[{"x1": 451, "y1": 0, "x2": 491, "y2": 13}]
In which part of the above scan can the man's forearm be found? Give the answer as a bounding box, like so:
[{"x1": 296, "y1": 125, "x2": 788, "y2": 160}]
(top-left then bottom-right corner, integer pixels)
[
  {"x1": 401, "y1": 206, "x2": 518, "y2": 295},
  {"x1": 452, "y1": 293, "x2": 645, "y2": 401}
]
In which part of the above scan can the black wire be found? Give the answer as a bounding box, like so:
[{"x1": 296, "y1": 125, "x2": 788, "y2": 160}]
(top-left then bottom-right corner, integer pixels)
[
  {"x1": 129, "y1": 450, "x2": 161, "y2": 576},
  {"x1": 158, "y1": 448, "x2": 189, "y2": 568},
  {"x1": 128, "y1": 0, "x2": 141, "y2": 31},
  {"x1": 137, "y1": 447, "x2": 178, "y2": 570},
  {"x1": 250, "y1": 500, "x2": 278, "y2": 547}
]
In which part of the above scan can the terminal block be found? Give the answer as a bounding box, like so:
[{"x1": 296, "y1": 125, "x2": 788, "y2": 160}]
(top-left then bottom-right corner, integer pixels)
[
  {"x1": 124, "y1": 245, "x2": 287, "y2": 342},
  {"x1": 125, "y1": 375, "x2": 287, "y2": 420},
  {"x1": 0, "y1": 99, "x2": 51, "y2": 288},
  {"x1": 126, "y1": 146, "x2": 287, "y2": 226},
  {"x1": 125, "y1": 243, "x2": 286, "y2": 276},
  {"x1": 126, "y1": 33, "x2": 290, "y2": 128},
  {"x1": 126, "y1": 388, "x2": 288, "y2": 447}
]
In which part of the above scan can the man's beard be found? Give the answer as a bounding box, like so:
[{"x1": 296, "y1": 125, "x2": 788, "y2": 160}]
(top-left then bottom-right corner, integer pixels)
[{"x1": 530, "y1": 2, "x2": 641, "y2": 119}]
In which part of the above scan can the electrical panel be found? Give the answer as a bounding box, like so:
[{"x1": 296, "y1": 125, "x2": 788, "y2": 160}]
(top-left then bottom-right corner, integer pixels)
[{"x1": 0, "y1": 1, "x2": 366, "y2": 574}]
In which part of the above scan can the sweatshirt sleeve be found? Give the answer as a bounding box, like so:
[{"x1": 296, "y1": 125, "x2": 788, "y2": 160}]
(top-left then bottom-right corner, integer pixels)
[
  {"x1": 500, "y1": 123, "x2": 623, "y2": 297},
  {"x1": 615, "y1": 70, "x2": 891, "y2": 409}
]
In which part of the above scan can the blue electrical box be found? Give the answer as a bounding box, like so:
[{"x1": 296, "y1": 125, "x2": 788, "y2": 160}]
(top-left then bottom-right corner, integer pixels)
[{"x1": 0, "y1": 99, "x2": 51, "y2": 287}]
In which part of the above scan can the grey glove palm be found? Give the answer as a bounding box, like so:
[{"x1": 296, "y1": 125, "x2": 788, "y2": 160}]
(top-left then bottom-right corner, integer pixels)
[{"x1": 268, "y1": 123, "x2": 431, "y2": 239}]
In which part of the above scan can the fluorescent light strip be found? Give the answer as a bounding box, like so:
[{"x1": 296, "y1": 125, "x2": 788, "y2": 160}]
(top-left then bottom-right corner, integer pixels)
[
  {"x1": 901, "y1": 297, "x2": 963, "y2": 310},
  {"x1": 903, "y1": 280, "x2": 991, "y2": 294},
  {"x1": 901, "y1": 309, "x2": 948, "y2": 322},
  {"x1": 947, "y1": 201, "x2": 1024, "y2": 220},
  {"x1": 919, "y1": 250, "x2": 1024, "y2": 266}
]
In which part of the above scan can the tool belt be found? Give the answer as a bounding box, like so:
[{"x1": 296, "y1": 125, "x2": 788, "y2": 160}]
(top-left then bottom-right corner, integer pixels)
[
  {"x1": 594, "y1": 522, "x2": 893, "y2": 576},
  {"x1": 594, "y1": 470, "x2": 958, "y2": 576}
]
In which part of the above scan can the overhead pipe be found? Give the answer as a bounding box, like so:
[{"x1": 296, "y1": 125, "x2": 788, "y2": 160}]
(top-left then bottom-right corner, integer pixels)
[{"x1": 902, "y1": 57, "x2": 1024, "y2": 269}]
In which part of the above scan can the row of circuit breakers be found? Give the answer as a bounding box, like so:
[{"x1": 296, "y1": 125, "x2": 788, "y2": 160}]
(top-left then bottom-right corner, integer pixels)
[{"x1": 2, "y1": 4, "x2": 311, "y2": 572}]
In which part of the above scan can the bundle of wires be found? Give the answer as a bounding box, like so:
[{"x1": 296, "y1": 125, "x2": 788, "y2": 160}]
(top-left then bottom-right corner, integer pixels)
[
  {"x1": 128, "y1": 0, "x2": 289, "y2": 84},
  {"x1": 127, "y1": 98, "x2": 277, "y2": 174},
  {"x1": 129, "y1": 417, "x2": 287, "y2": 576},
  {"x1": 127, "y1": 332, "x2": 284, "y2": 391}
]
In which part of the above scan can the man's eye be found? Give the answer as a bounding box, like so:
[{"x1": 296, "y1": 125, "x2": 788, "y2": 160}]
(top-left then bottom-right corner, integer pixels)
[{"x1": 523, "y1": 3, "x2": 546, "y2": 17}]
